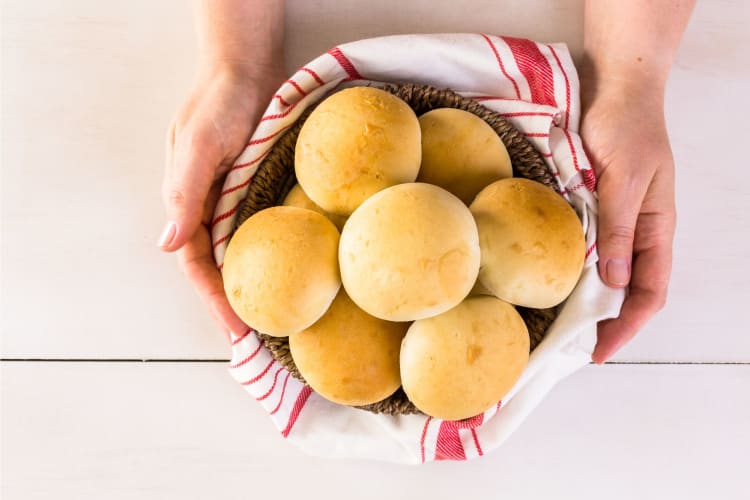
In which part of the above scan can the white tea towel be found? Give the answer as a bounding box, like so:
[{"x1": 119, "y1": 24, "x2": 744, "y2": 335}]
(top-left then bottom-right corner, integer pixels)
[{"x1": 212, "y1": 33, "x2": 625, "y2": 464}]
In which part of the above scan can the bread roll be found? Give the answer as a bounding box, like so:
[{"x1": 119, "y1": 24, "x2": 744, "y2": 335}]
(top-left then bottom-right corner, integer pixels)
[
  {"x1": 283, "y1": 184, "x2": 347, "y2": 230},
  {"x1": 295, "y1": 86, "x2": 421, "y2": 215},
  {"x1": 400, "y1": 296, "x2": 529, "y2": 421},
  {"x1": 289, "y1": 290, "x2": 408, "y2": 406},
  {"x1": 469, "y1": 279, "x2": 494, "y2": 297},
  {"x1": 418, "y1": 108, "x2": 512, "y2": 205},
  {"x1": 470, "y1": 178, "x2": 585, "y2": 308},
  {"x1": 223, "y1": 206, "x2": 340, "y2": 336},
  {"x1": 339, "y1": 183, "x2": 480, "y2": 322}
]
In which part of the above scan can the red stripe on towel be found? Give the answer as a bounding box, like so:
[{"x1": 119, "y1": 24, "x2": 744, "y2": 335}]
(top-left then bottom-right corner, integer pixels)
[
  {"x1": 281, "y1": 386, "x2": 314, "y2": 438},
  {"x1": 301, "y1": 67, "x2": 324, "y2": 85},
  {"x1": 420, "y1": 417, "x2": 433, "y2": 464},
  {"x1": 502, "y1": 37, "x2": 556, "y2": 107},
  {"x1": 240, "y1": 358, "x2": 275, "y2": 386},
  {"x1": 257, "y1": 367, "x2": 285, "y2": 401},
  {"x1": 481, "y1": 34, "x2": 521, "y2": 99},
  {"x1": 547, "y1": 44, "x2": 571, "y2": 130},
  {"x1": 228, "y1": 342, "x2": 263, "y2": 369},
  {"x1": 270, "y1": 371, "x2": 293, "y2": 415},
  {"x1": 328, "y1": 47, "x2": 363, "y2": 80}
]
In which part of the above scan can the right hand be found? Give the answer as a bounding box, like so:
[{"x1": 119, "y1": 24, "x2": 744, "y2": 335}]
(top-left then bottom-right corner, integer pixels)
[
  {"x1": 159, "y1": 63, "x2": 285, "y2": 340},
  {"x1": 580, "y1": 76, "x2": 676, "y2": 363}
]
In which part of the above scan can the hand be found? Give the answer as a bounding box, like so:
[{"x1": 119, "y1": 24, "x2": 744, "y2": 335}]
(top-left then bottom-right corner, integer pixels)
[
  {"x1": 159, "y1": 63, "x2": 285, "y2": 339},
  {"x1": 580, "y1": 79, "x2": 676, "y2": 363}
]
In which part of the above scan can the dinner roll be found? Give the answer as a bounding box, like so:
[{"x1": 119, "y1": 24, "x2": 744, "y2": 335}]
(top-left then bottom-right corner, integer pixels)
[
  {"x1": 400, "y1": 296, "x2": 529, "y2": 421},
  {"x1": 339, "y1": 183, "x2": 480, "y2": 322},
  {"x1": 469, "y1": 279, "x2": 494, "y2": 297},
  {"x1": 418, "y1": 108, "x2": 512, "y2": 205},
  {"x1": 295, "y1": 86, "x2": 421, "y2": 215},
  {"x1": 470, "y1": 178, "x2": 585, "y2": 308},
  {"x1": 223, "y1": 206, "x2": 340, "y2": 336},
  {"x1": 283, "y1": 184, "x2": 347, "y2": 230},
  {"x1": 289, "y1": 290, "x2": 408, "y2": 406}
]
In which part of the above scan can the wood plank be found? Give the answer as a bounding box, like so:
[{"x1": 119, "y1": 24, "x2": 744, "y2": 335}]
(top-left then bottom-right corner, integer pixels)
[
  {"x1": 2, "y1": 362, "x2": 748, "y2": 499},
  {"x1": 0, "y1": 0, "x2": 227, "y2": 359},
  {"x1": 1, "y1": 0, "x2": 748, "y2": 361}
]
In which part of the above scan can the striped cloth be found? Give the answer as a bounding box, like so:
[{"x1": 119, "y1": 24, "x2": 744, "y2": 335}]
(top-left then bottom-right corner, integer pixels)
[{"x1": 212, "y1": 34, "x2": 624, "y2": 464}]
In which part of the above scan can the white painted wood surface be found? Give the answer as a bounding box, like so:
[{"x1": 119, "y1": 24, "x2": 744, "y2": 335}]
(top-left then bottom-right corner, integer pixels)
[
  {"x1": 1, "y1": 0, "x2": 749, "y2": 498},
  {"x1": 2, "y1": 362, "x2": 748, "y2": 499}
]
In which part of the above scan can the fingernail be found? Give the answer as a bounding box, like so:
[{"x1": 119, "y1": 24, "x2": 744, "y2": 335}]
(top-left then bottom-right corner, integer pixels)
[
  {"x1": 606, "y1": 258, "x2": 630, "y2": 287},
  {"x1": 157, "y1": 221, "x2": 177, "y2": 248}
]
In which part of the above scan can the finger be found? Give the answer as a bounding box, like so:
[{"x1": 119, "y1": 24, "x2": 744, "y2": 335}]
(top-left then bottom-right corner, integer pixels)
[
  {"x1": 158, "y1": 121, "x2": 178, "y2": 247},
  {"x1": 177, "y1": 222, "x2": 249, "y2": 341},
  {"x1": 593, "y1": 226, "x2": 673, "y2": 363},
  {"x1": 159, "y1": 123, "x2": 223, "y2": 253},
  {"x1": 595, "y1": 168, "x2": 652, "y2": 288},
  {"x1": 202, "y1": 180, "x2": 223, "y2": 226}
]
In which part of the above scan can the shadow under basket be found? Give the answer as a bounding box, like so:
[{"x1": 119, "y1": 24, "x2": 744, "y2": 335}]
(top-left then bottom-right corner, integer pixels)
[{"x1": 230, "y1": 83, "x2": 561, "y2": 416}]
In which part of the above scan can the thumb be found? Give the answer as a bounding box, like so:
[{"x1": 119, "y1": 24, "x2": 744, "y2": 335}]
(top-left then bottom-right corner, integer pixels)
[
  {"x1": 159, "y1": 125, "x2": 222, "y2": 253},
  {"x1": 596, "y1": 171, "x2": 649, "y2": 288}
]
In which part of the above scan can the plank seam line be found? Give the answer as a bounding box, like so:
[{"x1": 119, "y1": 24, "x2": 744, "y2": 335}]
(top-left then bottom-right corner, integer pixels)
[{"x1": 1, "y1": 359, "x2": 749, "y2": 365}]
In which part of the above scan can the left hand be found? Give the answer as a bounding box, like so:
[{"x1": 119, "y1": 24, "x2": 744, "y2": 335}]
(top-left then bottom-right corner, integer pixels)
[
  {"x1": 580, "y1": 79, "x2": 677, "y2": 363},
  {"x1": 160, "y1": 62, "x2": 286, "y2": 340}
]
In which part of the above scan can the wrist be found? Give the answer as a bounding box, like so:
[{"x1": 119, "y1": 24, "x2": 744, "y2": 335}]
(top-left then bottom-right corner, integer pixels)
[
  {"x1": 193, "y1": 0, "x2": 286, "y2": 89},
  {"x1": 199, "y1": 58, "x2": 286, "y2": 95},
  {"x1": 580, "y1": 54, "x2": 666, "y2": 112},
  {"x1": 201, "y1": 56, "x2": 284, "y2": 80},
  {"x1": 580, "y1": 0, "x2": 693, "y2": 110}
]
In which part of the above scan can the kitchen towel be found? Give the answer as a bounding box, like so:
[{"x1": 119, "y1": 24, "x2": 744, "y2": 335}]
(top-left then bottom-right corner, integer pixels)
[{"x1": 212, "y1": 33, "x2": 625, "y2": 464}]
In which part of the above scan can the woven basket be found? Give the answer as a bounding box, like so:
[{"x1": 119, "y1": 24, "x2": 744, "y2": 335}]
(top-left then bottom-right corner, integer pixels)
[{"x1": 231, "y1": 83, "x2": 561, "y2": 416}]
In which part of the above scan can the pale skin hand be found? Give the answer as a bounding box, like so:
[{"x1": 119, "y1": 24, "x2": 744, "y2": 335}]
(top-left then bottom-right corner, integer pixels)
[
  {"x1": 581, "y1": 0, "x2": 695, "y2": 363},
  {"x1": 159, "y1": 0, "x2": 286, "y2": 339}
]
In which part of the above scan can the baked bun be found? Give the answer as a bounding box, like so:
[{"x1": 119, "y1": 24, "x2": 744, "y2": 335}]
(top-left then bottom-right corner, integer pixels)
[
  {"x1": 470, "y1": 178, "x2": 585, "y2": 308},
  {"x1": 289, "y1": 290, "x2": 408, "y2": 406},
  {"x1": 283, "y1": 184, "x2": 347, "y2": 230},
  {"x1": 339, "y1": 183, "x2": 480, "y2": 322},
  {"x1": 400, "y1": 296, "x2": 529, "y2": 421},
  {"x1": 223, "y1": 206, "x2": 340, "y2": 336},
  {"x1": 417, "y1": 108, "x2": 512, "y2": 205},
  {"x1": 468, "y1": 279, "x2": 493, "y2": 297},
  {"x1": 295, "y1": 86, "x2": 421, "y2": 215}
]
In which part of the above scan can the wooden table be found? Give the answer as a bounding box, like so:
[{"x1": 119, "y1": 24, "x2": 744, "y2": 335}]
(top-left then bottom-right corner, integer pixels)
[{"x1": 2, "y1": 1, "x2": 748, "y2": 498}]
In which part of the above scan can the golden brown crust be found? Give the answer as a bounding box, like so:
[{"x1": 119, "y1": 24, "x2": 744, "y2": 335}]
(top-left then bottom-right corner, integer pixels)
[
  {"x1": 417, "y1": 108, "x2": 512, "y2": 205},
  {"x1": 470, "y1": 178, "x2": 585, "y2": 308},
  {"x1": 294, "y1": 86, "x2": 421, "y2": 216},
  {"x1": 283, "y1": 184, "x2": 347, "y2": 230},
  {"x1": 289, "y1": 290, "x2": 408, "y2": 406},
  {"x1": 339, "y1": 183, "x2": 480, "y2": 322},
  {"x1": 223, "y1": 206, "x2": 341, "y2": 336},
  {"x1": 400, "y1": 296, "x2": 529, "y2": 420}
]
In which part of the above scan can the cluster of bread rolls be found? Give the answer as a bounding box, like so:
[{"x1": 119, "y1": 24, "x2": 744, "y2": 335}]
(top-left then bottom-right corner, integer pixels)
[{"x1": 223, "y1": 87, "x2": 584, "y2": 420}]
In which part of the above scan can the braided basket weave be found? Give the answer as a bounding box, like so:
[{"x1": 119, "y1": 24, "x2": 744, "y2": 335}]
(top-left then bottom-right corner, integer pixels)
[{"x1": 230, "y1": 83, "x2": 562, "y2": 415}]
